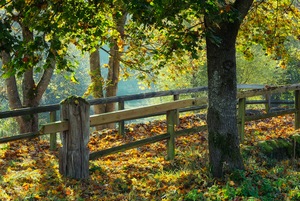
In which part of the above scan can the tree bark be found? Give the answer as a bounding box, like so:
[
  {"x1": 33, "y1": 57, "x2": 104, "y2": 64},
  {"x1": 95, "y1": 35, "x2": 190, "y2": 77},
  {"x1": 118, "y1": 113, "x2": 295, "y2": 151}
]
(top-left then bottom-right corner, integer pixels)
[
  {"x1": 1, "y1": 25, "x2": 54, "y2": 134},
  {"x1": 105, "y1": 10, "x2": 127, "y2": 129},
  {"x1": 89, "y1": 49, "x2": 106, "y2": 130},
  {"x1": 1, "y1": 50, "x2": 22, "y2": 110},
  {"x1": 204, "y1": 0, "x2": 253, "y2": 178}
]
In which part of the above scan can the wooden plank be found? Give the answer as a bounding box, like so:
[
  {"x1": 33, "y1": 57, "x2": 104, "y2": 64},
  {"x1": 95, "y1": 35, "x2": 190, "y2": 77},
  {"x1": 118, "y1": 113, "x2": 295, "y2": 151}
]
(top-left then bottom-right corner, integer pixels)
[
  {"x1": 295, "y1": 90, "x2": 300, "y2": 129},
  {"x1": 0, "y1": 132, "x2": 41, "y2": 144},
  {"x1": 237, "y1": 84, "x2": 265, "y2": 89},
  {"x1": 179, "y1": 105, "x2": 207, "y2": 113},
  {"x1": 0, "y1": 104, "x2": 60, "y2": 119},
  {"x1": 89, "y1": 133, "x2": 170, "y2": 160},
  {"x1": 90, "y1": 98, "x2": 207, "y2": 127},
  {"x1": 245, "y1": 109, "x2": 296, "y2": 122},
  {"x1": 246, "y1": 100, "x2": 294, "y2": 105},
  {"x1": 39, "y1": 121, "x2": 69, "y2": 134},
  {"x1": 167, "y1": 110, "x2": 176, "y2": 160},
  {"x1": 237, "y1": 84, "x2": 300, "y2": 99},
  {"x1": 0, "y1": 84, "x2": 264, "y2": 119},
  {"x1": 0, "y1": 86, "x2": 205, "y2": 119},
  {"x1": 118, "y1": 100, "x2": 125, "y2": 136},
  {"x1": 265, "y1": 94, "x2": 271, "y2": 113},
  {"x1": 238, "y1": 98, "x2": 246, "y2": 142},
  {"x1": 89, "y1": 86, "x2": 209, "y2": 105},
  {"x1": 0, "y1": 101, "x2": 207, "y2": 144},
  {"x1": 173, "y1": 94, "x2": 180, "y2": 125},
  {"x1": 59, "y1": 97, "x2": 90, "y2": 179},
  {"x1": 0, "y1": 84, "x2": 263, "y2": 120},
  {"x1": 49, "y1": 111, "x2": 57, "y2": 151},
  {"x1": 120, "y1": 105, "x2": 207, "y2": 120},
  {"x1": 1, "y1": 120, "x2": 67, "y2": 144},
  {"x1": 174, "y1": 125, "x2": 207, "y2": 137},
  {"x1": 89, "y1": 125, "x2": 207, "y2": 160}
]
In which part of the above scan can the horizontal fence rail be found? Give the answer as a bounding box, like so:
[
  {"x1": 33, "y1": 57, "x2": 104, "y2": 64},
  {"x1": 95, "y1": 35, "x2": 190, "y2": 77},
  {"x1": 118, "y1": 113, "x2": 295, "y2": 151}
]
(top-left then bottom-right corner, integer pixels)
[
  {"x1": 1, "y1": 83, "x2": 300, "y2": 179},
  {"x1": 0, "y1": 86, "x2": 208, "y2": 119},
  {"x1": 90, "y1": 98, "x2": 206, "y2": 127},
  {"x1": 237, "y1": 84, "x2": 300, "y2": 99},
  {"x1": 0, "y1": 84, "x2": 264, "y2": 119},
  {"x1": 89, "y1": 125, "x2": 207, "y2": 160},
  {"x1": 0, "y1": 84, "x2": 299, "y2": 144}
]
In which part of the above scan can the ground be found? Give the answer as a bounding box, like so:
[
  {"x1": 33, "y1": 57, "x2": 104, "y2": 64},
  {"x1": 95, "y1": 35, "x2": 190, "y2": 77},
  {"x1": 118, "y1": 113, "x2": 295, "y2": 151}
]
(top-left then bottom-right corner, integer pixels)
[{"x1": 0, "y1": 114, "x2": 300, "y2": 200}]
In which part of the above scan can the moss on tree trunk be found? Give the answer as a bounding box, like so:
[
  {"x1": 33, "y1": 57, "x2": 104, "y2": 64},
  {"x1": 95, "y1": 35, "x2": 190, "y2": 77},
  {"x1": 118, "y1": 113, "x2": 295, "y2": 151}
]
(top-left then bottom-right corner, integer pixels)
[{"x1": 205, "y1": 17, "x2": 245, "y2": 177}]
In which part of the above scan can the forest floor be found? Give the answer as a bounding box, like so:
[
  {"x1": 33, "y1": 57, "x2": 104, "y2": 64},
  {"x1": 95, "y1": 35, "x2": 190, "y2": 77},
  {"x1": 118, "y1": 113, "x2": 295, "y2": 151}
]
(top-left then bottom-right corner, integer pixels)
[{"x1": 0, "y1": 113, "x2": 300, "y2": 200}]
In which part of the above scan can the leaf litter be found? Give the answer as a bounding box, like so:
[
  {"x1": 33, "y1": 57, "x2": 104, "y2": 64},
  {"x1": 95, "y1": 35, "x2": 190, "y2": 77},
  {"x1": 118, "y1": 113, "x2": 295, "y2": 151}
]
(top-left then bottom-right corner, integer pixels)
[{"x1": 0, "y1": 113, "x2": 299, "y2": 200}]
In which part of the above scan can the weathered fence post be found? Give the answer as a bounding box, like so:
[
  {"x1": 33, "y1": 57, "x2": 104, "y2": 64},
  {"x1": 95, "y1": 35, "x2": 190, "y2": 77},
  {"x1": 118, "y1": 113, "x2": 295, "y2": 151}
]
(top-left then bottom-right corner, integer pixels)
[
  {"x1": 295, "y1": 90, "x2": 300, "y2": 129},
  {"x1": 167, "y1": 109, "x2": 176, "y2": 160},
  {"x1": 238, "y1": 98, "x2": 246, "y2": 142},
  {"x1": 173, "y1": 94, "x2": 180, "y2": 126},
  {"x1": 59, "y1": 96, "x2": 90, "y2": 179},
  {"x1": 49, "y1": 111, "x2": 57, "y2": 151},
  {"x1": 118, "y1": 99, "x2": 125, "y2": 136},
  {"x1": 265, "y1": 94, "x2": 271, "y2": 113}
]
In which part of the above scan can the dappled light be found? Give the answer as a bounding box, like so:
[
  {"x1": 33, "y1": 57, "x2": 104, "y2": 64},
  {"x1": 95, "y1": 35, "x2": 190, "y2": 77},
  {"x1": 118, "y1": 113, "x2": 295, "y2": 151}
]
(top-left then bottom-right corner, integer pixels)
[
  {"x1": 1, "y1": 0, "x2": 300, "y2": 200},
  {"x1": 0, "y1": 114, "x2": 299, "y2": 200}
]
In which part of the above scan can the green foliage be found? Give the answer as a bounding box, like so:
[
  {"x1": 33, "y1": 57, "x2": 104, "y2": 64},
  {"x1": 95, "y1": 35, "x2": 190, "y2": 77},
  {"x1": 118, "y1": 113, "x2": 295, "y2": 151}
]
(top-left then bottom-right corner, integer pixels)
[
  {"x1": 0, "y1": 118, "x2": 19, "y2": 138},
  {"x1": 237, "y1": 45, "x2": 283, "y2": 85},
  {"x1": 122, "y1": 1, "x2": 299, "y2": 93},
  {"x1": 184, "y1": 189, "x2": 204, "y2": 201},
  {"x1": 153, "y1": 44, "x2": 282, "y2": 91},
  {"x1": 278, "y1": 38, "x2": 300, "y2": 85},
  {"x1": 238, "y1": 0, "x2": 300, "y2": 67},
  {"x1": 42, "y1": 44, "x2": 90, "y2": 104}
]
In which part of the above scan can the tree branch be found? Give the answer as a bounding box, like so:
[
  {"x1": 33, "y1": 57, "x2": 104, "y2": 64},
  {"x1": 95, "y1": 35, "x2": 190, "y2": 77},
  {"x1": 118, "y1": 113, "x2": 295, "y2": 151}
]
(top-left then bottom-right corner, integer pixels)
[
  {"x1": 35, "y1": 58, "x2": 55, "y2": 104},
  {"x1": 234, "y1": 0, "x2": 254, "y2": 20},
  {"x1": 1, "y1": 49, "x2": 22, "y2": 109}
]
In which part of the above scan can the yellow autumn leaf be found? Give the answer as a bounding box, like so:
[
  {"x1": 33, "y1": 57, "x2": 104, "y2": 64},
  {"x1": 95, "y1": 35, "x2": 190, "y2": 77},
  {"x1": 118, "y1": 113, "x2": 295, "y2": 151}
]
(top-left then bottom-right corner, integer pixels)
[{"x1": 117, "y1": 38, "x2": 124, "y2": 51}]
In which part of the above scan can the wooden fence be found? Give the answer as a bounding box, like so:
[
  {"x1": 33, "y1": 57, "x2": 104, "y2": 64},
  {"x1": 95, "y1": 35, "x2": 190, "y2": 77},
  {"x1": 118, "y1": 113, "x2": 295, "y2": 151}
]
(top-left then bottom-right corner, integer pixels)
[
  {"x1": 1, "y1": 84, "x2": 300, "y2": 179},
  {"x1": 0, "y1": 84, "x2": 263, "y2": 146},
  {"x1": 237, "y1": 84, "x2": 300, "y2": 141}
]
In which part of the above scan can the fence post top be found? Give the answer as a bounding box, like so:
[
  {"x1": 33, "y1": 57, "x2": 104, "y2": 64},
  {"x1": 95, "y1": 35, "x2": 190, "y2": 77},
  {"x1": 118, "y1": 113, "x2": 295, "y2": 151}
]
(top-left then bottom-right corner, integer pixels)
[{"x1": 61, "y1": 96, "x2": 90, "y2": 105}]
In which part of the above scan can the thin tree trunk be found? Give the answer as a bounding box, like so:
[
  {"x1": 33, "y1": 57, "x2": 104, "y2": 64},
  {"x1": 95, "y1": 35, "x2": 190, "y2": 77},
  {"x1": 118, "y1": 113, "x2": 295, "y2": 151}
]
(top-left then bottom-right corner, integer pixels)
[
  {"x1": 1, "y1": 50, "x2": 22, "y2": 110},
  {"x1": 89, "y1": 49, "x2": 106, "y2": 130},
  {"x1": 105, "y1": 11, "x2": 127, "y2": 129}
]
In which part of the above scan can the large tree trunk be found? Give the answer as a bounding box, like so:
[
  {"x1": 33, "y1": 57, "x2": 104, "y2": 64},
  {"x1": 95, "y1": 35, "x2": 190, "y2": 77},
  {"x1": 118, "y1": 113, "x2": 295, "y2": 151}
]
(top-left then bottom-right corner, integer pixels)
[
  {"x1": 105, "y1": 11, "x2": 127, "y2": 129},
  {"x1": 18, "y1": 62, "x2": 54, "y2": 133},
  {"x1": 204, "y1": 0, "x2": 253, "y2": 178},
  {"x1": 1, "y1": 26, "x2": 54, "y2": 134},
  {"x1": 205, "y1": 31, "x2": 244, "y2": 178},
  {"x1": 89, "y1": 49, "x2": 106, "y2": 130}
]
